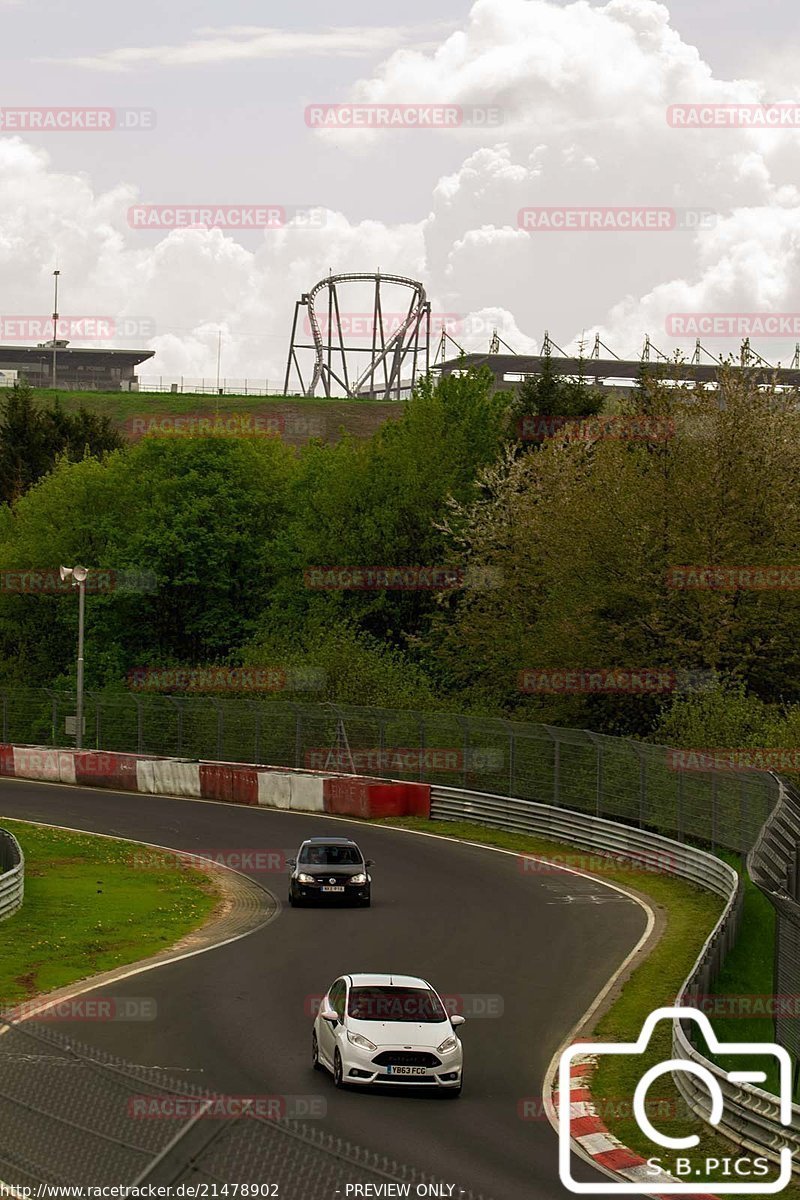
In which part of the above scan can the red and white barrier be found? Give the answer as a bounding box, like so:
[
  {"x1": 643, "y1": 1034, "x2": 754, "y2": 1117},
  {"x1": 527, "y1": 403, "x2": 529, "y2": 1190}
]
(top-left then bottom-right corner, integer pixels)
[{"x1": 0, "y1": 743, "x2": 431, "y2": 819}]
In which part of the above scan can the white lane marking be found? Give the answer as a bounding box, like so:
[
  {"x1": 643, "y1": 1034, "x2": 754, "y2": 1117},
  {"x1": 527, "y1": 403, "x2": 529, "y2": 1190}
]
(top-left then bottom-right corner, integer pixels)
[{"x1": 0, "y1": 809, "x2": 278, "y2": 1034}]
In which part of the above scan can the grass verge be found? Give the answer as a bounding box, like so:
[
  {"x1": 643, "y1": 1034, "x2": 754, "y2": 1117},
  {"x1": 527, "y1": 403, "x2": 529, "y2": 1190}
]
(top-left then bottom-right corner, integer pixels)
[
  {"x1": 378, "y1": 816, "x2": 797, "y2": 1199},
  {"x1": 0, "y1": 818, "x2": 220, "y2": 1005}
]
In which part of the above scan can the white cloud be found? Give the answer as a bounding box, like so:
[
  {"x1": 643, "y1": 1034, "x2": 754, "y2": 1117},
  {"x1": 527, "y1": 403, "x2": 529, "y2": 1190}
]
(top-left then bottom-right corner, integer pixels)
[
  {"x1": 38, "y1": 23, "x2": 452, "y2": 73},
  {"x1": 7, "y1": 0, "x2": 800, "y2": 380}
]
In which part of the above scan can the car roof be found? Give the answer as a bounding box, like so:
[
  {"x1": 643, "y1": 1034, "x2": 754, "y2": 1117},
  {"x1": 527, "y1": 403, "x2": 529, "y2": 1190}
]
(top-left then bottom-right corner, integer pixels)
[
  {"x1": 303, "y1": 837, "x2": 359, "y2": 845},
  {"x1": 345, "y1": 973, "x2": 431, "y2": 989}
]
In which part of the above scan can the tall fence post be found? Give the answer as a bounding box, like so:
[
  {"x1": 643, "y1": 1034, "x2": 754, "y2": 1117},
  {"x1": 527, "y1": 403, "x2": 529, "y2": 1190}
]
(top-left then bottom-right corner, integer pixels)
[
  {"x1": 294, "y1": 707, "x2": 303, "y2": 769},
  {"x1": 508, "y1": 724, "x2": 516, "y2": 797},
  {"x1": 253, "y1": 703, "x2": 262, "y2": 765}
]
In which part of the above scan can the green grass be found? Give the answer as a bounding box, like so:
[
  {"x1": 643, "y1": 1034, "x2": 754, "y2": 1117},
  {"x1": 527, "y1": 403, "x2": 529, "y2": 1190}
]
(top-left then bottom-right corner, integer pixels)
[
  {"x1": 379, "y1": 816, "x2": 797, "y2": 1198},
  {"x1": 0, "y1": 818, "x2": 220, "y2": 1005},
  {"x1": 706, "y1": 857, "x2": 780, "y2": 1089},
  {"x1": 1, "y1": 387, "x2": 395, "y2": 421}
]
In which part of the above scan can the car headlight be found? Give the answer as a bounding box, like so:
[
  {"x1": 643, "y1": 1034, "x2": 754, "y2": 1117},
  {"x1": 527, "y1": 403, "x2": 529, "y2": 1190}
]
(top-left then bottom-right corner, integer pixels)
[
  {"x1": 347, "y1": 1031, "x2": 377, "y2": 1051},
  {"x1": 350, "y1": 873, "x2": 367, "y2": 884},
  {"x1": 437, "y1": 1036, "x2": 458, "y2": 1054},
  {"x1": 297, "y1": 873, "x2": 315, "y2": 884}
]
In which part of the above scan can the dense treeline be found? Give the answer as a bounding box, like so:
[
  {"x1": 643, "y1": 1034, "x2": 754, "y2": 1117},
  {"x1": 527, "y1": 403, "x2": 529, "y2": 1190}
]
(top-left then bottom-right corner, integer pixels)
[{"x1": 1, "y1": 366, "x2": 800, "y2": 751}]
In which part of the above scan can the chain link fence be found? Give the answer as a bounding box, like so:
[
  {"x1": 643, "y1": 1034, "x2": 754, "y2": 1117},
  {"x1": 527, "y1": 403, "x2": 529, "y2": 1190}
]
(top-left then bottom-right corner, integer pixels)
[
  {"x1": 0, "y1": 686, "x2": 779, "y2": 856},
  {"x1": 747, "y1": 779, "x2": 800, "y2": 1062},
  {"x1": 0, "y1": 1015, "x2": 487, "y2": 1195}
]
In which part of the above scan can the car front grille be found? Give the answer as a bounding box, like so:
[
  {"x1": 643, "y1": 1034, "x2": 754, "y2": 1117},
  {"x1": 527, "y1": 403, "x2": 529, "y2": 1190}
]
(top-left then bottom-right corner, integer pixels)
[
  {"x1": 372, "y1": 1051, "x2": 441, "y2": 1068},
  {"x1": 374, "y1": 1074, "x2": 438, "y2": 1083}
]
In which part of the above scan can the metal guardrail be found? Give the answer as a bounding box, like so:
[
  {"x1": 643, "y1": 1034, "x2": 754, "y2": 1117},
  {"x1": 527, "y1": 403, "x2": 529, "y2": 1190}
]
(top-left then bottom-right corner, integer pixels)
[
  {"x1": 747, "y1": 780, "x2": 800, "y2": 1060},
  {"x1": 0, "y1": 688, "x2": 780, "y2": 856},
  {"x1": 430, "y1": 784, "x2": 800, "y2": 1177},
  {"x1": 0, "y1": 828, "x2": 23, "y2": 921}
]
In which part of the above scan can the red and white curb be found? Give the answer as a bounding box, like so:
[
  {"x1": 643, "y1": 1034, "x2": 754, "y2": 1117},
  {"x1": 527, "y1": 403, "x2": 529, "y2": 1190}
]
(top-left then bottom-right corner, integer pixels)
[{"x1": 555, "y1": 1054, "x2": 720, "y2": 1199}]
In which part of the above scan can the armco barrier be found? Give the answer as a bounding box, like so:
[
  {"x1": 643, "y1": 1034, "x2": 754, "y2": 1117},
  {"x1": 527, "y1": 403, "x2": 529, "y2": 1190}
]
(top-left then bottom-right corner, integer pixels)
[
  {"x1": 430, "y1": 784, "x2": 800, "y2": 1178},
  {"x1": 0, "y1": 742, "x2": 793, "y2": 1174},
  {"x1": 200, "y1": 762, "x2": 258, "y2": 806},
  {"x1": 0, "y1": 744, "x2": 430, "y2": 819},
  {"x1": 0, "y1": 827, "x2": 23, "y2": 921},
  {"x1": 325, "y1": 776, "x2": 431, "y2": 819}
]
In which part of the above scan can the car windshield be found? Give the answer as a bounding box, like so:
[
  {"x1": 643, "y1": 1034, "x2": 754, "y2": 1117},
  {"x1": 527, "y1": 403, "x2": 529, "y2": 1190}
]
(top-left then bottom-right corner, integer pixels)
[
  {"x1": 347, "y1": 987, "x2": 447, "y2": 1023},
  {"x1": 300, "y1": 844, "x2": 362, "y2": 866}
]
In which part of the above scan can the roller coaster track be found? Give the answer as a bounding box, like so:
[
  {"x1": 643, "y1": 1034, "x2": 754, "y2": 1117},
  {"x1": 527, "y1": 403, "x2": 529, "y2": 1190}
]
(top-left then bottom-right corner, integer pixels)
[{"x1": 284, "y1": 272, "x2": 431, "y2": 399}]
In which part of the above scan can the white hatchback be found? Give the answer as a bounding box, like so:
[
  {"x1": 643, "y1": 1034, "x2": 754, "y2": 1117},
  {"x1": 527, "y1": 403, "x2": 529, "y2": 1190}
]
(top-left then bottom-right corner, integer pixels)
[{"x1": 312, "y1": 973, "x2": 465, "y2": 1095}]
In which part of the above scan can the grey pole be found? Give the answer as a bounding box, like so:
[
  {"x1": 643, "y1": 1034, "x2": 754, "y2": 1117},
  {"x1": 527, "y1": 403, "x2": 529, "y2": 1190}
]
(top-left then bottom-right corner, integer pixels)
[
  {"x1": 76, "y1": 576, "x2": 85, "y2": 750},
  {"x1": 52, "y1": 269, "x2": 60, "y2": 389},
  {"x1": 60, "y1": 565, "x2": 87, "y2": 748}
]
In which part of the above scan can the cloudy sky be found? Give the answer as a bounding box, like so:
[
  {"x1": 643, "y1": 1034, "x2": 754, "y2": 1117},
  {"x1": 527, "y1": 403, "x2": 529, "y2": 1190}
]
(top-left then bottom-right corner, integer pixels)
[{"x1": 3, "y1": 0, "x2": 800, "y2": 385}]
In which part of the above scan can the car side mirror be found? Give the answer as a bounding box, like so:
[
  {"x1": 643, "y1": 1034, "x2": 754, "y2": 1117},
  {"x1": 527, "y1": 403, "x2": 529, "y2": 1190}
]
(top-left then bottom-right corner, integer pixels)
[
  {"x1": 320, "y1": 1005, "x2": 339, "y2": 1024},
  {"x1": 451, "y1": 1014, "x2": 466, "y2": 1028},
  {"x1": 365, "y1": 859, "x2": 374, "y2": 867},
  {"x1": 287, "y1": 858, "x2": 296, "y2": 867}
]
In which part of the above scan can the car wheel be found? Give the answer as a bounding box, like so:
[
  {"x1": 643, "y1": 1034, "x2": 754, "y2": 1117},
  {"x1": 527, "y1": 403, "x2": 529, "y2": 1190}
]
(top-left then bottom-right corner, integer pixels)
[
  {"x1": 333, "y1": 1049, "x2": 345, "y2": 1089},
  {"x1": 444, "y1": 1074, "x2": 463, "y2": 1097},
  {"x1": 288, "y1": 893, "x2": 295, "y2": 907},
  {"x1": 312, "y1": 1032, "x2": 322, "y2": 1072},
  {"x1": 359, "y1": 895, "x2": 371, "y2": 908}
]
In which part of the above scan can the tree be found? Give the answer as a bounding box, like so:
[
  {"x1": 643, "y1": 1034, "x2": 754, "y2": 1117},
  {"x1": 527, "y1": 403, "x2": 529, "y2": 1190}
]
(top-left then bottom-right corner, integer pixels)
[
  {"x1": 427, "y1": 369, "x2": 800, "y2": 730},
  {"x1": 0, "y1": 434, "x2": 298, "y2": 684},
  {"x1": 508, "y1": 344, "x2": 605, "y2": 448},
  {"x1": 0, "y1": 384, "x2": 122, "y2": 505}
]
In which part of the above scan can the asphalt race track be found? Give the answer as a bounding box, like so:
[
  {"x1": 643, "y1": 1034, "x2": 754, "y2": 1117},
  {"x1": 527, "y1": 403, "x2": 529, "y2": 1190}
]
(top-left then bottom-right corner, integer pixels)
[{"x1": 0, "y1": 778, "x2": 648, "y2": 1199}]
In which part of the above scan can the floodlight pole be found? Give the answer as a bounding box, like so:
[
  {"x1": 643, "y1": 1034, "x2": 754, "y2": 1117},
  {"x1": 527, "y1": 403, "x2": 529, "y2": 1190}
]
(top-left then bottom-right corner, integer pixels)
[
  {"x1": 60, "y1": 565, "x2": 87, "y2": 749},
  {"x1": 52, "y1": 269, "x2": 60, "y2": 389},
  {"x1": 76, "y1": 574, "x2": 85, "y2": 750}
]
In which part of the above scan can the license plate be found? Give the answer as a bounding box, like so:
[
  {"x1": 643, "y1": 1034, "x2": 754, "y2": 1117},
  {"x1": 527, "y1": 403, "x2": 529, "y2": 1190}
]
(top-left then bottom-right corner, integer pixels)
[
  {"x1": 388, "y1": 1065, "x2": 427, "y2": 1076},
  {"x1": 321, "y1": 886, "x2": 345, "y2": 893}
]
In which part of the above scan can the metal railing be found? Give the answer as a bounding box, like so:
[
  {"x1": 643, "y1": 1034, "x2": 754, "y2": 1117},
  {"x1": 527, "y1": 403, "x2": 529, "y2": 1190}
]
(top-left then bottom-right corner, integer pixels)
[
  {"x1": 0, "y1": 1016, "x2": 487, "y2": 1195},
  {"x1": 0, "y1": 828, "x2": 23, "y2": 921},
  {"x1": 747, "y1": 779, "x2": 800, "y2": 1060},
  {"x1": 0, "y1": 688, "x2": 780, "y2": 855},
  {"x1": 430, "y1": 784, "x2": 800, "y2": 1177}
]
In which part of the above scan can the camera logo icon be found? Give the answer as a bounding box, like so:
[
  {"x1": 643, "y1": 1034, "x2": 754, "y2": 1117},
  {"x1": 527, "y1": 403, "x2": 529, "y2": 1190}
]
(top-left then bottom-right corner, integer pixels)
[{"x1": 558, "y1": 1007, "x2": 794, "y2": 1194}]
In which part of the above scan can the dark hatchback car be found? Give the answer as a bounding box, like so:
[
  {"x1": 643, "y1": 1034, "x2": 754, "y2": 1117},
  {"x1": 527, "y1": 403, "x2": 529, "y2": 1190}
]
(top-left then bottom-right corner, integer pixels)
[{"x1": 288, "y1": 837, "x2": 372, "y2": 907}]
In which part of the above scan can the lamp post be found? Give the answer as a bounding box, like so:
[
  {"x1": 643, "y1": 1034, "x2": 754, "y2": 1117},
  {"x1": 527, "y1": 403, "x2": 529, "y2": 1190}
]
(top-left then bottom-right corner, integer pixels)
[
  {"x1": 52, "y1": 269, "x2": 60, "y2": 389},
  {"x1": 60, "y1": 565, "x2": 87, "y2": 749}
]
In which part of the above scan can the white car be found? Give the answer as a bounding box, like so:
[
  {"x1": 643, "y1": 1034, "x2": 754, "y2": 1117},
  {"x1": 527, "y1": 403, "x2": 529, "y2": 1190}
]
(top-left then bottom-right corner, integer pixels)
[{"x1": 312, "y1": 972, "x2": 464, "y2": 1095}]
